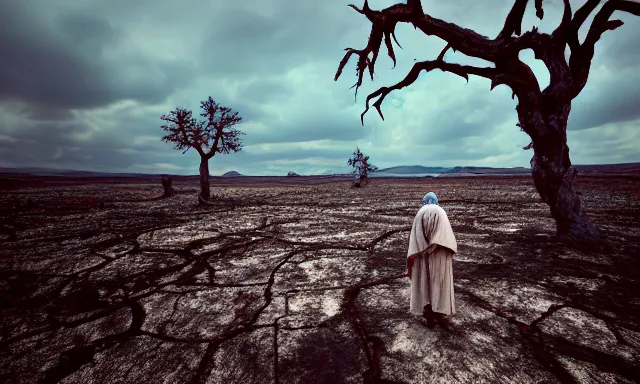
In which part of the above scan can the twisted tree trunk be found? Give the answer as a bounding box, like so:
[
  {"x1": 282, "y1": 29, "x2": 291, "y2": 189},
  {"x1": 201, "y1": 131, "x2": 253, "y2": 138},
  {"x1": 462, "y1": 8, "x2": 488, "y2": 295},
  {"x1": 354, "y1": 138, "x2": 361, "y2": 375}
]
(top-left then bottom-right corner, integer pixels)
[
  {"x1": 199, "y1": 157, "x2": 210, "y2": 201},
  {"x1": 520, "y1": 98, "x2": 600, "y2": 238},
  {"x1": 531, "y1": 150, "x2": 598, "y2": 238},
  {"x1": 529, "y1": 127, "x2": 599, "y2": 238}
]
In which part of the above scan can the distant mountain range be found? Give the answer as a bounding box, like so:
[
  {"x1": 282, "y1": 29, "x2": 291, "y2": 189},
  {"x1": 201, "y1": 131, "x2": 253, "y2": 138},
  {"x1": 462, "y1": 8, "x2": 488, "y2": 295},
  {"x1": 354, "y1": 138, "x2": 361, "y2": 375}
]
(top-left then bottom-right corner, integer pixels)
[
  {"x1": 368, "y1": 165, "x2": 532, "y2": 177},
  {"x1": 1, "y1": 163, "x2": 639, "y2": 178},
  {"x1": 375, "y1": 165, "x2": 453, "y2": 174},
  {"x1": 372, "y1": 164, "x2": 640, "y2": 176}
]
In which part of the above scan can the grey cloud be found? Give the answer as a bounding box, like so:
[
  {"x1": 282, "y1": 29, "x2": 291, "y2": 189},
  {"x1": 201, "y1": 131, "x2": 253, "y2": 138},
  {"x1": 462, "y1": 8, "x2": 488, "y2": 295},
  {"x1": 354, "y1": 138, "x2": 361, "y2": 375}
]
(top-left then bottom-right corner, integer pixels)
[
  {"x1": 568, "y1": 124, "x2": 640, "y2": 165},
  {"x1": 55, "y1": 12, "x2": 119, "y2": 53},
  {"x1": 199, "y1": 1, "x2": 359, "y2": 76},
  {"x1": 0, "y1": 3, "x2": 109, "y2": 109},
  {"x1": 2, "y1": 119, "x2": 89, "y2": 147},
  {"x1": 237, "y1": 78, "x2": 295, "y2": 104},
  {"x1": 9, "y1": 102, "x2": 74, "y2": 121},
  {"x1": 0, "y1": 125, "x2": 182, "y2": 172},
  {"x1": 0, "y1": 105, "x2": 181, "y2": 171},
  {"x1": 243, "y1": 111, "x2": 370, "y2": 145},
  {"x1": 569, "y1": 70, "x2": 640, "y2": 131},
  {"x1": 407, "y1": 83, "x2": 517, "y2": 144},
  {"x1": 378, "y1": 143, "x2": 515, "y2": 164},
  {"x1": 601, "y1": 16, "x2": 640, "y2": 70},
  {"x1": 0, "y1": 2, "x2": 196, "y2": 112},
  {"x1": 233, "y1": 146, "x2": 353, "y2": 164}
]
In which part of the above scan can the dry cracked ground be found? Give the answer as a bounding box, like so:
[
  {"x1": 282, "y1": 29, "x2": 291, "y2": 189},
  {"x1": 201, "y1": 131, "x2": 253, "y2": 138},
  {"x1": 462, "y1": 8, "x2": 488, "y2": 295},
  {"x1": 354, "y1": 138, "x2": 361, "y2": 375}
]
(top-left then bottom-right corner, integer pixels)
[{"x1": 1, "y1": 176, "x2": 639, "y2": 384}]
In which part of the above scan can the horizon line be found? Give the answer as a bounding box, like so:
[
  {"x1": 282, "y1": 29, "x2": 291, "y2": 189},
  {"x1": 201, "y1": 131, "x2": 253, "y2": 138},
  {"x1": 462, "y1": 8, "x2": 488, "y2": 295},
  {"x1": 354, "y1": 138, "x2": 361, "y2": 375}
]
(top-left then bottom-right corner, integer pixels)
[{"x1": 1, "y1": 162, "x2": 639, "y2": 177}]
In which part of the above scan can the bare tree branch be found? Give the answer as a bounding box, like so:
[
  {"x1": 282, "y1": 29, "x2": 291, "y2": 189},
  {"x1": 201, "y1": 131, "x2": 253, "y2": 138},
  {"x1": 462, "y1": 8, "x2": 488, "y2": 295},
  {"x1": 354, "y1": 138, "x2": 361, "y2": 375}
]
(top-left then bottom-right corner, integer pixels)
[
  {"x1": 347, "y1": 3, "x2": 365, "y2": 15},
  {"x1": 437, "y1": 43, "x2": 452, "y2": 61},
  {"x1": 564, "y1": 0, "x2": 601, "y2": 56},
  {"x1": 161, "y1": 108, "x2": 202, "y2": 154},
  {"x1": 336, "y1": 0, "x2": 637, "y2": 129},
  {"x1": 498, "y1": 0, "x2": 530, "y2": 39},
  {"x1": 335, "y1": 0, "x2": 503, "y2": 99},
  {"x1": 360, "y1": 60, "x2": 499, "y2": 124},
  {"x1": 583, "y1": 0, "x2": 640, "y2": 52},
  {"x1": 572, "y1": 1, "x2": 602, "y2": 36},
  {"x1": 199, "y1": 97, "x2": 244, "y2": 158},
  {"x1": 535, "y1": 0, "x2": 544, "y2": 19},
  {"x1": 552, "y1": 0, "x2": 573, "y2": 41},
  {"x1": 568, "y1": 0, "x2": 640, "y2": 98},
  {"x1": 498, "y1": 0, "x2": 545, "y2": 39}
]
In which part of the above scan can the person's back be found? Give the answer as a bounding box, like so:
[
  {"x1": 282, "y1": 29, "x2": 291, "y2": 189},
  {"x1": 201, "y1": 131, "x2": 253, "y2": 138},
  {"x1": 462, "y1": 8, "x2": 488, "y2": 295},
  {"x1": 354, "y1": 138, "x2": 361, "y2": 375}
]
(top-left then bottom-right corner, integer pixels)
[
  {"x1": 408, "y1": 204, "x2": 456, "y2": 256},
  {"x1": 407, "y1": 192, "x2": 457, "y2": 329}
]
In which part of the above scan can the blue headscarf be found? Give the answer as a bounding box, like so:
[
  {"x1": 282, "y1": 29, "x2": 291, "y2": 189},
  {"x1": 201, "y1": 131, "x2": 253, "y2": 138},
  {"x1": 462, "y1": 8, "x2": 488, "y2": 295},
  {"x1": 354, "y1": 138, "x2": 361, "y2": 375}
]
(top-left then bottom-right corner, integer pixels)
[{"x1": 422, "y1": 192, "x2": 438, "y2": 205}]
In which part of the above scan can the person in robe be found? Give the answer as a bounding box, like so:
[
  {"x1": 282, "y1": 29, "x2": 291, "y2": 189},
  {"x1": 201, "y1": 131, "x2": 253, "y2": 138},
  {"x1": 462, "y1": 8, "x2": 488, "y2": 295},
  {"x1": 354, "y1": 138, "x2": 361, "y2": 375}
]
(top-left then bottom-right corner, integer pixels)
[{"x1": 407, "y1": 192, "x2": 457, "y2": 329}]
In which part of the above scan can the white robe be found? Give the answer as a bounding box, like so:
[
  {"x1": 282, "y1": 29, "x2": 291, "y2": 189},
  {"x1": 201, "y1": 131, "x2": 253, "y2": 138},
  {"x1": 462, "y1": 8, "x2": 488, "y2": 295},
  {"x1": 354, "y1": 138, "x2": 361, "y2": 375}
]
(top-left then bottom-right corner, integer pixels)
[{"x1": 407, "y1": 204, "x2": 457, "y2": 316}]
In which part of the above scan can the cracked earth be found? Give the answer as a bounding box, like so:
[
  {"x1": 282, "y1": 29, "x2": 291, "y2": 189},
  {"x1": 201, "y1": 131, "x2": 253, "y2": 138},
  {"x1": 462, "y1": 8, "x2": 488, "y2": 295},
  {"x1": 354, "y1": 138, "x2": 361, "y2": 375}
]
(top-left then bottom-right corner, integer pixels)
[{"x1": 1, "y1": 176, "x2": 639, "y2": 383}]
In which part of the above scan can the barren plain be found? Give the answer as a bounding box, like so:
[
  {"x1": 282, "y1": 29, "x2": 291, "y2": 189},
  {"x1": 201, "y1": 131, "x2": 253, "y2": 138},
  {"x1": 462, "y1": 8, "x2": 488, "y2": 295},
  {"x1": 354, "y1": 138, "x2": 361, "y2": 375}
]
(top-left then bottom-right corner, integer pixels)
[{"x1": 1, "y1": 175, "x2": 639, "y2": 384}]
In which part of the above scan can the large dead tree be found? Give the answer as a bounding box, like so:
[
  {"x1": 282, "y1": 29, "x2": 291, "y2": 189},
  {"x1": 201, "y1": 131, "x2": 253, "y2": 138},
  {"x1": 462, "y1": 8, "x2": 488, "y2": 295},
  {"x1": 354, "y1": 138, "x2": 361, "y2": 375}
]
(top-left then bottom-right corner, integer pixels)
[
  {"x1": 161, "y1": 97, "x2": 244, "y2": 203},
  {"x1": 335, "y1": 0, "x2": 639, "y2": 239}
]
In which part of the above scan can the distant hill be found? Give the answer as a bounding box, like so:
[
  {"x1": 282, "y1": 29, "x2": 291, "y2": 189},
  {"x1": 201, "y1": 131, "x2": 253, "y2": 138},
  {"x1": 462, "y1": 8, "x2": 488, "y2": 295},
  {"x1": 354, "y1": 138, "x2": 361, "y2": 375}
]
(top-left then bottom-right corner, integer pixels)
[
  {"x1": 444, "y1": 166, "x2": 530, "y2": 175},
  {"x1": 221, "y1": 171, "x2": 242, "y2": 177},
  {"x1": 372, "y1": 163, "x2": 640, "y2": 177}
]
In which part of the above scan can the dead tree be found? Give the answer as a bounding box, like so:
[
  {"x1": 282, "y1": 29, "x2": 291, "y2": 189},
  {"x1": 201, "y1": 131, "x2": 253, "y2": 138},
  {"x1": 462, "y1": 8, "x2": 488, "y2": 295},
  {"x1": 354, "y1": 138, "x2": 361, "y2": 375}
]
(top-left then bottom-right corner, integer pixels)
[
  {"x1": 161, "y1": 176, "x2": 174, "y2": 197},
  {"x1": 161, "y1": 97, "x2": 244, "y2": 203},
  {"x1": 0, "y1": 198, "x2": 21, "y2": 242},
  {"x1": 334, "y1": 0, "x2": 639, "y2": 239},
  {"x1": 348, "y1": 147, "x2": 378, "y2": 187}
]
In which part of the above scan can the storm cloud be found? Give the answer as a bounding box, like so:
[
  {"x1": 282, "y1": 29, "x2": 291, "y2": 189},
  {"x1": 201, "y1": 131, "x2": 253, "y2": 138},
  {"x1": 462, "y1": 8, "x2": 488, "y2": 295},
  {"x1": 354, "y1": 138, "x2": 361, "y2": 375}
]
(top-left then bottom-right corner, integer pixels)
[{"x1": 0, "y1": 0, "x2": 638, "y2": 175}]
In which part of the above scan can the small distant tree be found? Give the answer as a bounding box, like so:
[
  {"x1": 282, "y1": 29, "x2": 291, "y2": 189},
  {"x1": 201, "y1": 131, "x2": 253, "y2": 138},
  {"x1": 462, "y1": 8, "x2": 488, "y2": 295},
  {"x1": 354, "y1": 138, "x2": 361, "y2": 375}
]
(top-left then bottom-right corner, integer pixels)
[
  {"x1": 161, "y1": 176, "x2": 174, "y2": 197},
  {"x1": 348, "y1": 147, "x2": 378, "y2": 187},
  {"x1": 161, "y1": 97, "x2": 244, "y2": 203}
]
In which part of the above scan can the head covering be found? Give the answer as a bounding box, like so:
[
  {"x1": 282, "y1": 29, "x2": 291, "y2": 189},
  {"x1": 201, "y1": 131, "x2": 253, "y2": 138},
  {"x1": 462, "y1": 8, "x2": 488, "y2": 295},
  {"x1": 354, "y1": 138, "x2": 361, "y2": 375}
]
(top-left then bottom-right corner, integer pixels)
[{"x1": 422, "y1": 192, "x2": 438, "y2": 205}]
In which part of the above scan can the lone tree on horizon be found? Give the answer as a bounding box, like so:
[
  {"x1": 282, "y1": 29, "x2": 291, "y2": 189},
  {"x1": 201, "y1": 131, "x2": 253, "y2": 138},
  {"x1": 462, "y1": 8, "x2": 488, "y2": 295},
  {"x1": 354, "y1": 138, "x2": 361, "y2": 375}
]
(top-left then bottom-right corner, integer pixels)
[
  {"x1": 349, "y1": 147, "x2": 378, "y2": 187},
  {"x1": 334, "y1": 0, "x2": 639, "y2": 239},
  {"x1": 161, "y1": 97, "x2": 244, "y2": 203}
]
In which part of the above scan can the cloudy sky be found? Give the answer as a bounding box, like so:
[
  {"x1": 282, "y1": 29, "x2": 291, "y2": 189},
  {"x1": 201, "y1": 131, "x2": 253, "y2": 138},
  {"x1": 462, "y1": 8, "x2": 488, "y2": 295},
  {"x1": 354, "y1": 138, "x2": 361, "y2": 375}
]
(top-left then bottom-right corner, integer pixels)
[{"x1": 1, "y1": 0, "x2": 638, "y2": 175}]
